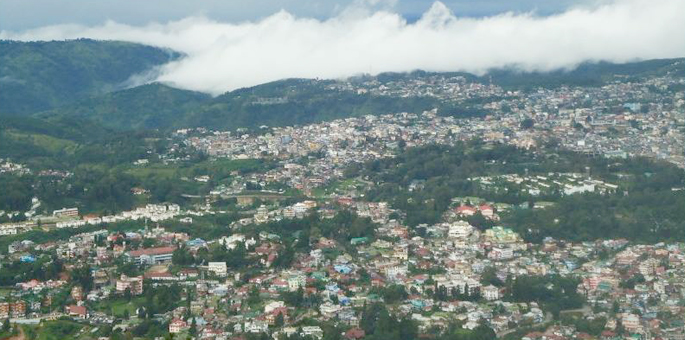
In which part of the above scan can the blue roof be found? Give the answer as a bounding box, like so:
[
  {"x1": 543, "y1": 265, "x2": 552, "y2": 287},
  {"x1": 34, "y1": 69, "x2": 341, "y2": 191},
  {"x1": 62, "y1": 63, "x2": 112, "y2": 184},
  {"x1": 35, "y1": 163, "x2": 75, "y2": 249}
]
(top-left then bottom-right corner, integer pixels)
[
  {"x1": 334, "y1": 264, "x2": 352, "y2": 274},
  {"x1": 186, "y1": 238, "x2": 207, "y2": 246}
]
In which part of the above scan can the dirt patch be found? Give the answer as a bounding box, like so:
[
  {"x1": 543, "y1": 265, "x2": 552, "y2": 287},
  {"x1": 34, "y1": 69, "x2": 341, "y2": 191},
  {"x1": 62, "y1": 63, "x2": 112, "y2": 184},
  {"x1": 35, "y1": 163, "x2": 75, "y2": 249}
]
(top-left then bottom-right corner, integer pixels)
[{"x1": 4, "y1": 326, "x2": 26, "y2": 340}]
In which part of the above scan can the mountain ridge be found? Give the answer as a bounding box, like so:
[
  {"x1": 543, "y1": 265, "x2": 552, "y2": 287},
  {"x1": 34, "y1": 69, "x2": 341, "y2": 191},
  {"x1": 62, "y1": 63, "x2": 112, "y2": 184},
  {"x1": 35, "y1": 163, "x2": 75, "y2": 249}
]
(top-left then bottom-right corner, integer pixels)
[{"x1": 2, "y1": 39, "x2": 683, "y2": 133}]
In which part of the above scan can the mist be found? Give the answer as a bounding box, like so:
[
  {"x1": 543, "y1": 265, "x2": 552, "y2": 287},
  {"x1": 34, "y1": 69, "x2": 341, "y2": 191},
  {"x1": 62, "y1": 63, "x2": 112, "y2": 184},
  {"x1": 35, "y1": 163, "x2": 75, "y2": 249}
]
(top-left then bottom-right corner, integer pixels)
[{"x1": 1, "y1": 0, "x2": 683, "y2": 95}]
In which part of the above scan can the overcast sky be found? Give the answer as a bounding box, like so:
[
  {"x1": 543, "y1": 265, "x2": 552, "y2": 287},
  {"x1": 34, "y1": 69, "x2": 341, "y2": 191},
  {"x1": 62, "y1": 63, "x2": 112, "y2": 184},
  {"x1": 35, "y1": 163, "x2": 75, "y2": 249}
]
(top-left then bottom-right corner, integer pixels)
[
  {"x1": 0, "y1": 0, "x2": 588, "y2": 30},
  {"x1": 1, "y1": 0, "x2": 682, "y2": 95}
]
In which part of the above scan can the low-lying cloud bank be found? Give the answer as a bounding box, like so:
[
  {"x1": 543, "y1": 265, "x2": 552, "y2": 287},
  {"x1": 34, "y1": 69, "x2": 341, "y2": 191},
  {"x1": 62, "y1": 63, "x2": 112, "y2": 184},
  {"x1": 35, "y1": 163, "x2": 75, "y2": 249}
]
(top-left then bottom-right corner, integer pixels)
[{"x1": 1, "y1": 0, "x2": 683, "y2": 95}]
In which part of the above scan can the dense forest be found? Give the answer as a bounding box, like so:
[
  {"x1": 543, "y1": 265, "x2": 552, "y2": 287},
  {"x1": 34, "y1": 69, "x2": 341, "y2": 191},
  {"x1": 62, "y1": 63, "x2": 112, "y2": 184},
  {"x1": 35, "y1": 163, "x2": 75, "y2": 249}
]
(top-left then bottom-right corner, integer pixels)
[{"x1": 43, "y1": 79, "x2": 448, "y2": 131}]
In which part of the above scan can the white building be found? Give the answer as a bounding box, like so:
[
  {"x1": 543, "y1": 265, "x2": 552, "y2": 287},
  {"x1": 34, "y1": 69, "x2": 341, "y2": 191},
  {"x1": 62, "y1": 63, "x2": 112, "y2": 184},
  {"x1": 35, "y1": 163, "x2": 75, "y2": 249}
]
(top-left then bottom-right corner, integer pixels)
[
  {"x1": 244, "y1": 320, "x2": 268, "y2": 333},
  {"x1": 287, "y1": 274, "x2": 306, "y2": 291},
  {"x1": 488, "y1": 247, "x2": 514, "y2": 260},
  {"x1": 448, "y1": 221, "x2": 474, "y2": 239},
  {"x1": 301, "y1": 326, "x2": 323, "y2": 339},
  {"x1": 0, "y1": 224, "x2": 19, "y2": 235},
  {"x1": 319, "y1": 302, "x2": 341, "y2": 318},
  {"x1": 208, "y1": 262, "x2": 228, "y2": 276},
  {"x1": 53, "y1": 207, "x2": 79, "y2": 217},
  {"x1": 622, "y1": 313, "x2": 641, "y2": 332},
  {"x1": 483, "y1": 285, "x2": 500, "y2": 301},
  {"x1": 264, "y1": 301, "x2": 285, "y2": 314}
]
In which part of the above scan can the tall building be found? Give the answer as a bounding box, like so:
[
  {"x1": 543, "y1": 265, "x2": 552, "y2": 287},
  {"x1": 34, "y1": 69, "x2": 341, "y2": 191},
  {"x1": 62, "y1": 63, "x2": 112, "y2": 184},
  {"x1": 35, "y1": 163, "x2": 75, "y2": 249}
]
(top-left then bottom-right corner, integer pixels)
[{"x1": 116, "y1": 274, "x2": 144, "y2": 295}]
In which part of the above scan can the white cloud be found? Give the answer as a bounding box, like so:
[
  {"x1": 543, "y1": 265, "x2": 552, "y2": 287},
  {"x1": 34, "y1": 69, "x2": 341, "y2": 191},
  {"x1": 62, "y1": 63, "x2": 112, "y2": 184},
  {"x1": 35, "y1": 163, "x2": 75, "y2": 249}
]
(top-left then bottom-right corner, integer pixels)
[{"x1": 1, "y1": 0, "x2": 683, "y2": 95}]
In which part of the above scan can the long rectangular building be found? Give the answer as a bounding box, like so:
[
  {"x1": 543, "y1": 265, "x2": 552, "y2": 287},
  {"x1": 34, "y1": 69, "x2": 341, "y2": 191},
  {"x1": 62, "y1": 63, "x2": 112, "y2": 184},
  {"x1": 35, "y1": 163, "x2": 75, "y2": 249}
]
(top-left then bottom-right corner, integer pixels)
[{"x1": 125, "y1": 246, "x2": 175, "y2": 265}]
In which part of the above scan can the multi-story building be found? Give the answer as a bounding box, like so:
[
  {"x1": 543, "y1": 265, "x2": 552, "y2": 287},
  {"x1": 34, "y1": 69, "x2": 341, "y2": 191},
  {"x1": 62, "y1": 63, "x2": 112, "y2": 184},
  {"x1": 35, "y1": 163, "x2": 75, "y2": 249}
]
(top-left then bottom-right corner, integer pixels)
[
  {"x1": 71, "y1": 286, "x2": 83, "y2": 301},
  {"x1": 125, "y1": 246, "x2": 175, "y2": 265},
  {"x1": 208, "y1": 262, "x2": 228, "y2": 276},
  {"x1": 622, "y1": 313, "x2": 641, "y2": 332},
  {"x1": 169, "y1": 318, "x2": 188, "y2": 333},
  {"x1": 116, "y1": 274, "x2": 144, "y2": 295},
  {"x1": 10, "y1": 301, "x2": 26, "y2": 318},
  {"x1": 52, "y1": 207, "x2": 79, "y2": 217},
  {"x1": 0, "y1": 302, "x2": 9, "y2": 318},
  {"x1": 483, "y1": 285, "x2": 500, "y2": 301}
]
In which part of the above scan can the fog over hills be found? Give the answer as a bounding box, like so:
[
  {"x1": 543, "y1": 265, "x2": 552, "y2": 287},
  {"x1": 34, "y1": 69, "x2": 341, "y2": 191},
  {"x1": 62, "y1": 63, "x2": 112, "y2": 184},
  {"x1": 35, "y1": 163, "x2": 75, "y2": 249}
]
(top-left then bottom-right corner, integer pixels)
[{"x1": 2, "y1": 0, "x2": 683, "y2": 95}]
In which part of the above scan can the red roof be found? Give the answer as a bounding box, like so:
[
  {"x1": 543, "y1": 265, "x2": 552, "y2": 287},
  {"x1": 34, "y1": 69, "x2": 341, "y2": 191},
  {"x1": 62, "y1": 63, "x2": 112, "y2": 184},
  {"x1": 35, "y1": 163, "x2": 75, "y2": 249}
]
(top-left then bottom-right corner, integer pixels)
[
  {"x1": 601, "y1": 331, "x2": 616, "y2": 337},
  {"x1": 455, "y1": 205, "x2": 476, "y2": 213},
  {"x1": 170, "y1": 318, "x2": 187, "y2": 326},
  {"x1": 67, "y1": 305, "x2": 87, "y2": 316},
  {"x1": 479, "y1": 204, "x2": 493, "y2": 211},
  {"x1": 345, "y1": 328, "x2": 366, "y2": 339},
  {"x1": 128, "y1": 246, "x2": 176, "y2": 257}
]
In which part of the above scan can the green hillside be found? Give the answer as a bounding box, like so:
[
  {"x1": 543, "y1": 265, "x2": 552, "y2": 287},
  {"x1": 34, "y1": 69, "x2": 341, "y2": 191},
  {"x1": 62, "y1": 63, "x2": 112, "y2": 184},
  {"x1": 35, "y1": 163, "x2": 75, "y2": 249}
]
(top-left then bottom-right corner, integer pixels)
[
  {"x1": 0, "y1": 39, "x2": 175, "y2": 115},
  {"x1": 1, "y1": 39, "x2": 682, "y2": 133},
  {"x1": 44, "y1": 79, "x2": 448, "y2": 131},
  {"x1": 371, "y1": 58, "x2": 685, "y2": 90},
  {"x1": 39, "y1": 82, "x2": 211, "y2": 130},
  {"x1": 0, "y1": 115, "x2": 154, "y2": 170},
  {"x1": 484, "y1": 58, "x2": 685, "y2": 89}
]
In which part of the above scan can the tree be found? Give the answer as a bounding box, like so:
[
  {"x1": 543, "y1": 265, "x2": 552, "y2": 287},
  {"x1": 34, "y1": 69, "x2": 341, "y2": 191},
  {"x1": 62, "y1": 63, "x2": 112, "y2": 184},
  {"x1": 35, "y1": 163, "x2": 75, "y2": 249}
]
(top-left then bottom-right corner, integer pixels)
[
  {"x1": 142, "y1": 238, "x2": 156, "y2": 248},
  {"x1": 275, "y1": 313, "x2": 284, "y2": 328},
  {"x1": 615, "y1": 319, "x2": 625, "y2": 335},
  {"x1": 281, "y1": 288, "x2": 303, "y2": 308},
  {"x1": 172, "y1": 247, "x2": 194, "y2": 266},
  {"x1": 71, "y1": 265, "x2": 93, "y2": 291},
  {"x1": 466, "y1": 212, "x2": 490, "y2": 231},
  {"x1": 189, "y1": 317, "x2": 197, "y2": 336},
  {"x1": 520, "y1": 118, "x2": 535, "y2": 129},
  {"x1": 480, "y1": 267, "x2": 503, "y2": 287},
  {"x1": 379, "y1": 285, "x2": 407, "y2": 304}
]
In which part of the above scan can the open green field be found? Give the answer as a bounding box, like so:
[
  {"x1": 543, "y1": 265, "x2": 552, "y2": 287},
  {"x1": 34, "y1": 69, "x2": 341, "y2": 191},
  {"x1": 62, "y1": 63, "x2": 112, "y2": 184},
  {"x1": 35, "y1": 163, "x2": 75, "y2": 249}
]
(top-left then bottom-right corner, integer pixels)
[
  {"x1": 126, "y1": 164, "x2": 178, "y2": 180},
  {"x1": 5, "y1": 130, "x2": 79, "y2": 154},
  {"x1": 0, "y1": 287, "x2": 12, "y2": 298},
  {"x1": 311, "y1": 178, "x2": 367, "y2": 198},
  {"x1": 125, "y1": 158, "x2": 270, "y2": 181},
  {"x1": 94, "y1": 296, "x2": 145, "y2": 317},
  {"x1": 19, "y1": 320, "x2": 91, "y2": 340}
]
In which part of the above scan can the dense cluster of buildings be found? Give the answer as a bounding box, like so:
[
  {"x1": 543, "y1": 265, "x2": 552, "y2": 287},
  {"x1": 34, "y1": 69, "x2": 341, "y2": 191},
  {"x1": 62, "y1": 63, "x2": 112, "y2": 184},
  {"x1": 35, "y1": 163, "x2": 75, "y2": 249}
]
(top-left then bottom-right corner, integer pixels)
[
  {"x1": 4, "y1": 188, "x2": 685, "y2": 340},
  {"x1": 1, "y1": 71, "x2": 683, "y2": 339}
]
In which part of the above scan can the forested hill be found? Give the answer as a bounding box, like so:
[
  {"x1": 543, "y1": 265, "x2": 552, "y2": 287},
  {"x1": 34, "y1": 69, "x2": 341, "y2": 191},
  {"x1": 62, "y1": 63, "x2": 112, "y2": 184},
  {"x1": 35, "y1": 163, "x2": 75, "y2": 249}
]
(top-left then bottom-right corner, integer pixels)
[
  {"x1": 368, "y1": 58, "x2": 685, "y2": 90},
  {"x1": 38, "y1": 57, "x2": 685, "y2": 132},
  {"x1": 1, "y1": 39, "x2": 683, "y2": 133},
  {"x1": 0, "y1": 39, "x2": 175, "y2": 115},
  {"x1": 42, "y1": 79, "x2": 445, "y2": 131}
]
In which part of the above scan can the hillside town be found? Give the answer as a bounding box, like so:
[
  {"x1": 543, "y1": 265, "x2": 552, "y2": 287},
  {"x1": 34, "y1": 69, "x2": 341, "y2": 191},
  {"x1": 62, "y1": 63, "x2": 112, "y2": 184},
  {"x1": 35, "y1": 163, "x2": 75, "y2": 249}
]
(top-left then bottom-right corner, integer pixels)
[
  {"x1": 187, "y1": 73, "x2": 685, "y2": 170},
  {"x1": 3, "y1": 191, "x2": 685, "y2": 340},
  {"x1": 1, "y1": 71, "x2": 684, "y2": 340}
]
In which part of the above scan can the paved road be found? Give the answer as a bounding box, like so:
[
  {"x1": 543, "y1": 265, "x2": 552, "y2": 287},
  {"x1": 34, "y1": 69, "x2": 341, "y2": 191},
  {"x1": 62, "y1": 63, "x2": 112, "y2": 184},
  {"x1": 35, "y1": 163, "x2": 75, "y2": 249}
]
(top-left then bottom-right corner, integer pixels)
[{"x1": 559, "y1": 305, "x2": 592, "y2": 315}]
